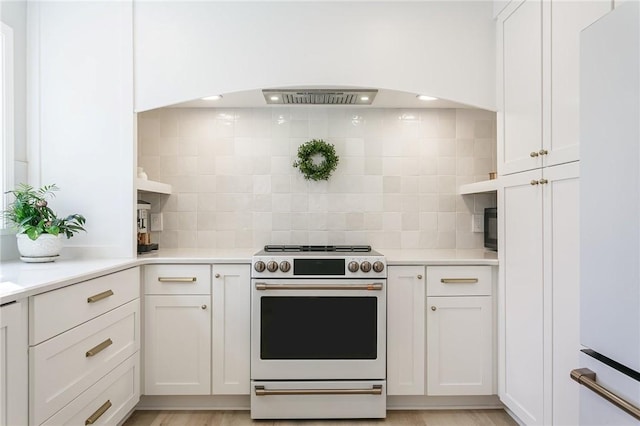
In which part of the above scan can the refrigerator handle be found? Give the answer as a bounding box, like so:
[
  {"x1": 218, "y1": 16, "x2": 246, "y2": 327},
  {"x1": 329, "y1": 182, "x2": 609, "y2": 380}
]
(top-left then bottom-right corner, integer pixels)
[{"x1": 571, "y1": 368, "x2": 640, "y2": 421}]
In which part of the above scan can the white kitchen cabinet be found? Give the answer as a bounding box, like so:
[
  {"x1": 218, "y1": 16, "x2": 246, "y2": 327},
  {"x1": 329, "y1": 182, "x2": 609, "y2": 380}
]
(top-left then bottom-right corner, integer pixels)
[
  {"x1": 29, "y1": 267, "x2": 140, "y2": 345},
  {"x1": 212, "y1": 264, "x2": 250, "y2": 395},
  {"x1": 426, "y1": 296, "x2": 493, "y2": 396},
  {"x1": 29, "y1": 268, "x2": 140, "y2": 426},
  {"x1": 143, "y1": 264, "x2": 212, "y2": 395},
  {"x1": 42, "y1": 354, "x2": 139, "y2": 426},
  {"x1": 0, "y1": 300, "x2": 28, "y2": 426},
  {"x1": 497, "y1": 0, "x2": 611, "y2": 175},
  {"x1": 426, "y1": 266, "x2": 494, "y2": 396},
  {"x1": 498, "y1": 0, "x2": 543, "y2": 175},
  {"x1": 144, "y1": 295, "x2": 212, "y2": 395},
  {"x1": 499, "y1": 162, "x2": 580, "y2": 425},
  {"x1": 386, "y1": 266, "x2": 425, "y2": 396},
  {"x1": 30, "y1": 300, "x2": 139, "y2": 425}
]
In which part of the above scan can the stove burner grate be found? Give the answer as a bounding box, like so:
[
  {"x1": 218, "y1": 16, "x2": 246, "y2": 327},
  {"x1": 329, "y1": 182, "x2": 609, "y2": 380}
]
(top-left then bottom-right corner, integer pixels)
[{"x1": 263, "y1": 245, "x2": 372, "y2": 253}]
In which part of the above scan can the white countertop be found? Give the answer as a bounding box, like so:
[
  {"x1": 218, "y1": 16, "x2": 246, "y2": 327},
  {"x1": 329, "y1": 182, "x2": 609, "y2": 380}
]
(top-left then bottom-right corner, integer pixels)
[{"x1": 0, "y1": 248, "x2": 498, "y2": 305}]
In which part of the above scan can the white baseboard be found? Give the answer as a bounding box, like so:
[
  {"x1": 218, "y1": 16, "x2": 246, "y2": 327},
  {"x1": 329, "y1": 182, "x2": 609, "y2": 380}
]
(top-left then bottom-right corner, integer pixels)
[
  {"x1": 134, "y1": 394, "x2": 504, "y2": 412},
  {"x1": 387, "y1": 395, "x2": 504, "y2": 410},
  {"x1": 136, "y1": 395, "x2": 250, "y2": 410}
]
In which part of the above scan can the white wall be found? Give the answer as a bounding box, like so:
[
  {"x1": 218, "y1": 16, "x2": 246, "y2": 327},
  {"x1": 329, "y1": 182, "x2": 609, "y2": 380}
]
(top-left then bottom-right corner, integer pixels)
[
  {"x1": 0, "y1": 1, "x2": 27, "y2": 260},
  {"x1": 138, "y1": 107, "x2": 497, "y2": 250},
  {"x1": 134, "y1": 1, "x2": 496, "y2": 112},
  {"x1": 27, "y1": 1, "x2": 135, "y2": 258}
]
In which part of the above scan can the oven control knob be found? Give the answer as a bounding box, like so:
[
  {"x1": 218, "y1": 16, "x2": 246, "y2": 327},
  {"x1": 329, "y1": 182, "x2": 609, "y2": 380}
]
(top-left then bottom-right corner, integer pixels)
[
  {"x1": 360, "y1": 261, "x2": 372, "y2": 272},
  {"x1": 254, "y1": 261, "x2": 266, "y2": 273},
  {"x1": 373, "y1": 261, "x2": 385, "y2": 273},
  {"x1": 348, "y1": 261, "x2": 359, "y2": 273},
  {"x1": 267, "y1": 261, "x2": 278, "y2": 272},
  {"x1": 279, "y1": 261, "x2": 291, "y2": 273}
]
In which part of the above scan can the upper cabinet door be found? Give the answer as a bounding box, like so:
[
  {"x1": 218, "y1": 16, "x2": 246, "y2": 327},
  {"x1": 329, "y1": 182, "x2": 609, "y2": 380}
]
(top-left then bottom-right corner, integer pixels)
[
  {"x1": 498, "y1": 0, "x2": 543, "y2": 175},
  {"x1": 547, "y1": 0, "x2": 612, "y2": 167}
]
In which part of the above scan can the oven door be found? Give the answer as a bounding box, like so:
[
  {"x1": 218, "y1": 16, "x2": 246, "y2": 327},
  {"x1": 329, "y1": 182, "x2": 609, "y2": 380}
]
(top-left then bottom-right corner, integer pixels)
[{"x1": 251, "y1": 279, "x2": 386, "y2": 380}]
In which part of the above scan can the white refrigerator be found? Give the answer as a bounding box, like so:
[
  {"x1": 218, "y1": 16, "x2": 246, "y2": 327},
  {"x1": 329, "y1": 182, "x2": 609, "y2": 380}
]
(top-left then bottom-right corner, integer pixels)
[{"x1": 579, "y1": 1, "x2": 640, "y2": 424}]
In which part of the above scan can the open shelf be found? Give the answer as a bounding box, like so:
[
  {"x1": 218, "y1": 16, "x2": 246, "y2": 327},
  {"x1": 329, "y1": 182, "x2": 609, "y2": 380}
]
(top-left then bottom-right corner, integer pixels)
[
  {"x1": 458, "y1": 179, "x2": 498, "y2": 195},
  {"x1": 136, "y1": 178, "x2": 172, "y2": 195}
]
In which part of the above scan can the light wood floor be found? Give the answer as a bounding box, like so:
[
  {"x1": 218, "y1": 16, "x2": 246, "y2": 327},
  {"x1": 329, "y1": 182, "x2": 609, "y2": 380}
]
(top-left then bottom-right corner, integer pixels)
[{"x1": 122, "y1": 410, "x2": 517, "y2": 426}]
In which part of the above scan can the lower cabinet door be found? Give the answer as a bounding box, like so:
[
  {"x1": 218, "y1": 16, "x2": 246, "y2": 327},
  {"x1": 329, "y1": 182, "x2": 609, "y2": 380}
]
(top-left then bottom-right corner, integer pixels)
[
  {"x1": 387, "y1": 266, "x2": 425, "y2": 395},
  {"x1": 42, "y1": 354, "x2": 139, "y2": 426},
  {"x1": 426, "y1": 296, "x2": 493, "y2": 395},
  {"x1": 212, "y1": 265, "x2": 250, "y2": 394},
  {"x1": 0, "y1": 300, "x2": 28, "y2": 426},
  {"x1": 144, "y1": 295, "x2": 211, "y2": 395}
]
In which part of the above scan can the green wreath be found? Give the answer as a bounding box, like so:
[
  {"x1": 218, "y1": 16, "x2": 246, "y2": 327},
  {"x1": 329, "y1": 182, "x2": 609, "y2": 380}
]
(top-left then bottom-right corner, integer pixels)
[{"x1": 292, "y1": 139, "x2": 339, "y2": 181}]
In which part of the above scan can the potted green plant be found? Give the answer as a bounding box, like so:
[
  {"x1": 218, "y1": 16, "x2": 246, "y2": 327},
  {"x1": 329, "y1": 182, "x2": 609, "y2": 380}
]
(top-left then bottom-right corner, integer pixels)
[{"x1": 3, "y1": 183, "x2": 86, "y2": 262}]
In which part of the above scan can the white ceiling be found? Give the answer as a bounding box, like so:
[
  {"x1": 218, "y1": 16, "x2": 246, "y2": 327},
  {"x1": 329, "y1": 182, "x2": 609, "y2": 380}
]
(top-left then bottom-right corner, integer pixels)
[{"x1": 171, "y1": 86, "x2": 480, "y2": 109}]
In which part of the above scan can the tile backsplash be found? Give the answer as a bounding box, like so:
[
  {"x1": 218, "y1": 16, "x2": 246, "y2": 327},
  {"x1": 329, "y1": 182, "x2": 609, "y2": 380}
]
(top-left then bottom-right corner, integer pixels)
[{"x1": 138, "y1": 107, "x2": 496, "y2": 250}]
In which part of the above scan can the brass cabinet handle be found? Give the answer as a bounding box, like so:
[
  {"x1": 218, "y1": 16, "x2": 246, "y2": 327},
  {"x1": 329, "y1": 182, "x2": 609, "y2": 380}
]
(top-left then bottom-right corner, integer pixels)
[
  {"x1": 215, "y1": 273, "x2": 221, "y2": 278},
  {"x1": 539, "y1": 178, "x2": 549, "y2": 184},
  {"x1": 571, "y1": 368, "x2": 640, "y2": 421},
  {"x1": 255, "y1": 283, "x2": 383, "y2": 291},
  {"x1": 201, "y1": 305, "x2": 207, "y2": 310},
  {"x1": 431, "y1": 306, "x2": 437, "y2": 311},
  {"x1": 539, "y1": 149, "x2": 548, "y2": 155},
  {"x1": 85, "y1": 400, "x2": 112, "y2": 425},
  {"x1": 441, "y1": 278, "x2": 479, "y2": 284},
  {"x1": 255, "y1": 385, "x2": 383, "y2": 396},
  {"x1": 158, "y1": 277, "x2": 197, "y2": 283},
  {"x1": 531, "y1": 180, "x2": 540, "y2": 185},
  {"x1": 417, "y1": 275, "x2": 423, "y2": 279},
  {"x1": 530, "y1": 151, "x2": 539, "y2": 157},
  {"x1": 87, "y1": 290, "x2": 114, "y2": 303},
  {"x1": 86, "y1": 338, "x2": 113, "y2": 357}
]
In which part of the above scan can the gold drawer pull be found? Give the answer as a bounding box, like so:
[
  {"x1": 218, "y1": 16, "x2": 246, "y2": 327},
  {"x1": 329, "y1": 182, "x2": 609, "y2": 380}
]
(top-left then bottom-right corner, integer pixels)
[
  {"x1": 85, "y1": 400, "x2": 112, "y2": 425},
  {"x1": 87, "y1": 290, "x2": 114, "y2": 303},
  {"x1": 441, "y1": 278, "x2": 479, "y2": 284},
  {"x1": 86, "y1": 338, "x2": 113, "y2": 357},
  {"x1": 158, "y1": 277, "x2": 197, "y2": 283}
]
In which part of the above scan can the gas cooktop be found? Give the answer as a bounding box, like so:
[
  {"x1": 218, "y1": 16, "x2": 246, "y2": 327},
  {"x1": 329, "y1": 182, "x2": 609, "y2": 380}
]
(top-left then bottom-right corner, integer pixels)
[{"x1": 263, "y1": 245, "x2": 372, "y2": 253}]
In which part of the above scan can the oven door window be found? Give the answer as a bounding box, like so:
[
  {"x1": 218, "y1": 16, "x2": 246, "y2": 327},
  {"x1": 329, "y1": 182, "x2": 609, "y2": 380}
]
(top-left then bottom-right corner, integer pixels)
[{"x1": 260, "y1": 296, "x2": 377, "y2": 360}]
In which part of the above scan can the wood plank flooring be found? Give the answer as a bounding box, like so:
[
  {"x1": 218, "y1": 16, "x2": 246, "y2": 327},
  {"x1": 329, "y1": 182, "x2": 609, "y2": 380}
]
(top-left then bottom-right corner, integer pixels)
[{"x1": 123, "y1": 409, "x2": 517, "y2": 426}]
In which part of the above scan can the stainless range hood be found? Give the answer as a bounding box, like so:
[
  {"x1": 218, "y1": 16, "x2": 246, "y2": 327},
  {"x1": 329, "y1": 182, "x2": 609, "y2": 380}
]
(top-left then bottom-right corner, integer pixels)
[{"x1": 262, "y1": 89, "x2": 378, "y2": 105}]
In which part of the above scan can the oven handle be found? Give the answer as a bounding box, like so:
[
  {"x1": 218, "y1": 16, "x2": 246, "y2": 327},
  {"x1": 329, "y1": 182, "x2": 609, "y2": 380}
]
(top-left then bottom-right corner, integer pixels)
[
  {"x1": 254, "y1": 283, "x2": 383, "y2": 291},
  {"x1": 255, "y1": 385, "x2": 383, "y2": 396}
]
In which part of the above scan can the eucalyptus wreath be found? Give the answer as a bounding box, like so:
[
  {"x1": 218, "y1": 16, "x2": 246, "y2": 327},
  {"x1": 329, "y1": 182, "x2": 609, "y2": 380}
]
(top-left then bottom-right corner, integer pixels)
[{"x1": 292, "y1": 139, "x2": 340, "y2": 181}]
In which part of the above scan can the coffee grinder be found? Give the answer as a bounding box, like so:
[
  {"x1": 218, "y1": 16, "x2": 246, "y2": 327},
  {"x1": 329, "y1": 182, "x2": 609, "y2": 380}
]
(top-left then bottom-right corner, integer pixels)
[{"x1": 137, "y1": 200, "x2": 158, "y2": 253}]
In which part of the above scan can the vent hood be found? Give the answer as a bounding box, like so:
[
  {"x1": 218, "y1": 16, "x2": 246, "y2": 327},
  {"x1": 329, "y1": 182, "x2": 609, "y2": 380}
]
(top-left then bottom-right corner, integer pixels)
[{"x1": 263, "y1": 89, "x2": 378, "y2": 105}]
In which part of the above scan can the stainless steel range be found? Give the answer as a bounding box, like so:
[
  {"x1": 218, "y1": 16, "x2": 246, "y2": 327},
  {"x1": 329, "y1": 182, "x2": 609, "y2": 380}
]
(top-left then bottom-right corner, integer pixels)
[{"x1": 250, "y1": 245, "x2": 387, "y2": 420}]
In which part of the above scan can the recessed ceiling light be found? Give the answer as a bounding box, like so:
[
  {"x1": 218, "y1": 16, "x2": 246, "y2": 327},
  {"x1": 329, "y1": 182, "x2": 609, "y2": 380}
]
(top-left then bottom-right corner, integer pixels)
[
  {"x1": 270, "y1": 96, "x2": 279, "y2": 101},
  {"x1": 201, "y1": 95, "x2": 223, "y2": 101},
  {"x1": 360, "y1": 96, "x2": 370, "y2": 101},
  {"x1": 417, "y1": 94, "x2": 438, "y2": 101}
]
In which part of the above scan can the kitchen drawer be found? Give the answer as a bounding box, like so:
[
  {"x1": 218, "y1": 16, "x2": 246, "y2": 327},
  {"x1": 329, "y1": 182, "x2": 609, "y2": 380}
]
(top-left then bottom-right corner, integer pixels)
[
  {"x1": 29, "y1": 267, "x2": 139, "y2": 345},
  {"x1": 144, "y1": 264, "x2": 211, "y2": 295},
  {"x1": 41, "y1": 353, "x2": 139, "y2": 426},
  {"x1": 426, "y1": 266, "x2": 492, "y2": 296},
  {"x1": 30, "y1": 299, "x2": 139, "y2": 426}
]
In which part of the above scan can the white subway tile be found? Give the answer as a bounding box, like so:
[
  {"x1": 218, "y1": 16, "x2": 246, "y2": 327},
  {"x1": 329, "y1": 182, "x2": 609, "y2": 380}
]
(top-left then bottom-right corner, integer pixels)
[
  {"x1": 138, "y1": 106, "x2": 496, "y2": 250},
  {"x1": 437, "y1": 212, "x2": 456, "y2": 232},
  {"x1": 178, "y1": 212, "x2": 198, "y2": 231}
]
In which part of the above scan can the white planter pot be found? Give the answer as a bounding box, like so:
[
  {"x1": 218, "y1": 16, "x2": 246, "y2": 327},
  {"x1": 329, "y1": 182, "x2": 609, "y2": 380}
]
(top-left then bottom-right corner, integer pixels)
[{"x1": 16, "y1": 233, "x2": 63, "y2": 262}]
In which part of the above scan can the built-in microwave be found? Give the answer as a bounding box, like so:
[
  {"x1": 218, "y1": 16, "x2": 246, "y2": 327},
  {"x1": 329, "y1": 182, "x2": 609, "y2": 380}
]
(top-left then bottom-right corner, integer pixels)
[{"x1": 484, "y1": 207, "x2": 497, "y2": 251}]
